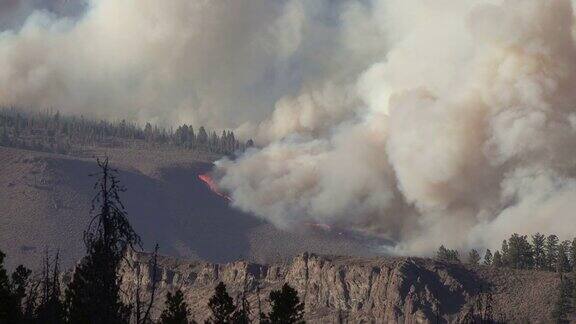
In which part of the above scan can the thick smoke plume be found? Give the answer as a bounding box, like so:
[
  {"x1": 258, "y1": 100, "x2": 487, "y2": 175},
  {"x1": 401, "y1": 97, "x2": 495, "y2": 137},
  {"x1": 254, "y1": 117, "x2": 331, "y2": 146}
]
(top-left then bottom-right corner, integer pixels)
[
  {"x1": 0, "y1": 0, "x2": 384, "y2": 130},
  {"x1": 3, "y1": 0, "x2": 576, "y2": 255},
  {"x1": 218, "y1": 0, "x2": 576, "y2": 255}
]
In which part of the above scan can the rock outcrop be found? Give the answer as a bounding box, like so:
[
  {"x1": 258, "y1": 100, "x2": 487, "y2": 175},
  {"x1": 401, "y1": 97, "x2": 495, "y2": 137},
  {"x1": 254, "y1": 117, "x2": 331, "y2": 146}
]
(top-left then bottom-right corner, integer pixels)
[{"x1": 120, "y1": 252, "x2": 559, "y2": 323}]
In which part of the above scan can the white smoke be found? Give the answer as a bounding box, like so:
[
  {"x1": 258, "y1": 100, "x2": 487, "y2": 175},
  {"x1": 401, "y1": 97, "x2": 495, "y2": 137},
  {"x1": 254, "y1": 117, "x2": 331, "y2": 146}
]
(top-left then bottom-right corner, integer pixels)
[
  {"x1": 217, "y1": 0, "x2": 576, "y2": 255},
  {"x1": 0, "y1": 0, "x2": 383, "y2": 128},
  {"x1": 3, "y1": 0, "x2": 576, "y2": 255}
]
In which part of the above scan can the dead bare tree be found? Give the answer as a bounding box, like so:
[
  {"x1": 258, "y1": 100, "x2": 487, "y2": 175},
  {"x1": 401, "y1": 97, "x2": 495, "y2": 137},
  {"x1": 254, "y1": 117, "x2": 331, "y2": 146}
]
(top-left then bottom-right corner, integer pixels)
[{"x1": 130, "y1": 244, "x2": 160, "y2": 324}]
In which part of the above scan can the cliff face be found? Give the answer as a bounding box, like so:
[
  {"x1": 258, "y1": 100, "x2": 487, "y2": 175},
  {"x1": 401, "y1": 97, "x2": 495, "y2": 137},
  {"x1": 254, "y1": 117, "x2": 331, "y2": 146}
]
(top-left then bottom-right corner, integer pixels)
[{"x1": 120, "y1": 252, "x2": 559, "y2": 323}]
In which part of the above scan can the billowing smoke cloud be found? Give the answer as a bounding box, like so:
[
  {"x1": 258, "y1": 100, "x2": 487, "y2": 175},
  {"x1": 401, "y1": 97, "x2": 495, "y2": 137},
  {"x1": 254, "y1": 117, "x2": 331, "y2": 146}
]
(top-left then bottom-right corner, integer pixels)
[
  {"x1": 3, "y1": 0, "x2": 576, "y2": 255},
  {"x1": 0, "y1": 0, "x2": 385, "y2": 129},
  {"x1": 217, "y1": 0, "x2": 576, "y2": 255}
]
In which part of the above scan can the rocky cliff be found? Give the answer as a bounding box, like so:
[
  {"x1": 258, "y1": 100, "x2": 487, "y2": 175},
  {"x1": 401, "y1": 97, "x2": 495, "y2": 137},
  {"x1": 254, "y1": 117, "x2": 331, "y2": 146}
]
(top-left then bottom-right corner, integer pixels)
[{"x1": 120, "y1": 252, "x2": 560, "y2": 323}]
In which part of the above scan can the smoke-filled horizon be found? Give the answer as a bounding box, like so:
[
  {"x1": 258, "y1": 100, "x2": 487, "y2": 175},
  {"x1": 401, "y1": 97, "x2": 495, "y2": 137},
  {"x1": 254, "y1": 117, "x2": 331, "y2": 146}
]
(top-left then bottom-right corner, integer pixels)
[{"x1": 3, "y1": 0, "x2": 576, "y2": 255}]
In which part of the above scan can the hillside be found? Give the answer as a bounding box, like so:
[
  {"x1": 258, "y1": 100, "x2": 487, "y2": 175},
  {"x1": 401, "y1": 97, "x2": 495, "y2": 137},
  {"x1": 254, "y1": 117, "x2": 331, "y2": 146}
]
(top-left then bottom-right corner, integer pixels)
[
  {"x1": 0, "y1": 145, "x2": 384, "y2": 270},
  {"x1": 120, "y1": 252, "x2": 563, "y2": 323}
]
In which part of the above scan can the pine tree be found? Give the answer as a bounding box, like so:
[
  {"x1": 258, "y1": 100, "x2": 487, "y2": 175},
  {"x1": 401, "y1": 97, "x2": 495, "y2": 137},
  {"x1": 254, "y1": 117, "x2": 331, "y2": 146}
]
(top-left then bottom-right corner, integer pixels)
[
  {"x1": 207, "y1": 282, "x2": 235, "y2": 323},
  {"x1": 492, "y1": 251, "x2": 503, "y2": 268},
  {"x1": 557, "y1": 242, "x2": 571, "y2": 274},
  {"x1": 159, "y1": 290, "x2": 190, "y2": 324},
  {"x1": 35, "y1": 252, "x2": 65, "y2": 324},
  {"x1": 144, "y1": 123, "x2": 153, "y2": 142},
  {"x1": 65, "y1": 158, "x2": 140, "y2": 323},
  {"x1": 0, "y1": 126, "x2": 9, "y2": 145},
  {"x1": 467, "y1": 249, "x2": 481, "y2": 266},
  {"x1": 267, "y1": 283, "x2": 305, "y2": 324},
  {"x1": 210, "y1": 131, "x2": 218, "y2": 152},
  {"x1": 0, "y1": 250, "x2": 33, "y2": 323},
  {"x1": 10, "y1": 265, "x2": 31, "y2": 322},
  {"x1": 507, "y1": 234, "x2": 533, "y2": 269},
  {"x1": 570, "y1": 238, "x2": 576, "y2": 271},
  {"x1": 188, "y1": 126, "x2": 195, "y2": 148},
  {"x1": 0, "y1": 249, "x2": 12, "y2": 322},
  {"x1": 484, "y1": 249, "x2": 493, "y2": 266},
  {"x1": 197, "y1": 127, "x2": 208, "y2": 146},
  {"x1": 547, "y1": 235, "x2": 560, "y2": 271},
  {"x1": 436, "y1": 245, "x2": 459, "y2": 262},
  {"x1": 231, "y1": 293, "x2": 251, "y2": 324},
  {"x1": 65, "y1": 240, "x2": 131, "y2": 323},
  {"x1": 501, "y1": 240, "x2": 510, "y2": 267},
  {"x1": 552, "y1": 275, "x2": 573, "y2": 324},
  {"x1": 572, "y1": 265, "x2": 576, "y2": 311},
  {"x1": 532, "y1": 233, "x2": 547, "y2": 270}
]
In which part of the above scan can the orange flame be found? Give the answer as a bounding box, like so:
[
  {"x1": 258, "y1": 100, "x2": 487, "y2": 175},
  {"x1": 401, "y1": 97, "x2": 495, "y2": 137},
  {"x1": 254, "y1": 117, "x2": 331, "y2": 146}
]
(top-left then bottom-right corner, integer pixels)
[
  {"x1": 198, "y1": 173, "x2": 232, "y2": 202},
  {"x1": 198, "y1": 174, "x2": 337, "y2": 233}
]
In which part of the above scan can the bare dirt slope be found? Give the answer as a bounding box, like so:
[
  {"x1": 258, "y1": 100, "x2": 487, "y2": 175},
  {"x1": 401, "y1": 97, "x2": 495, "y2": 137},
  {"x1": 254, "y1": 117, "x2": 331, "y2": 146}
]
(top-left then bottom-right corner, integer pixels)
[
  {"x1": 121, "y1": 252, "x2": 563, "y2": 323},
  {"x1": 0, "y1": 146, "x2": 380, "y2": 269}
]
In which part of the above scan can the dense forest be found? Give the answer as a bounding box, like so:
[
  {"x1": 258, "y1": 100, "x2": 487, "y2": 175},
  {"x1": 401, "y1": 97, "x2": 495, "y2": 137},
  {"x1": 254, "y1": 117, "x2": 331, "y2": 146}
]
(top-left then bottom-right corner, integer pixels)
[
  {"x1": 0, "y1": 158, "x2": 303, "y2": 324},
  {"x1": 438, "y1": 234, "x2": 576, "y2": 323},
  {"x1": 0, "y1": 108, "x2": 254, "y2": 155},
  {"x1": 438, "y1": 233, "x2": 576, "y2": 273}
]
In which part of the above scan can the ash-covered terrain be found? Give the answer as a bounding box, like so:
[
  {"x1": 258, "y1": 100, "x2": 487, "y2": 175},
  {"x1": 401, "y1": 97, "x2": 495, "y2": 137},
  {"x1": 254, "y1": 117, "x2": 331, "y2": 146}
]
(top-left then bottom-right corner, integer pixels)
[{"x1": 0, "y1": 145, "x2": 386, "y2": 270}]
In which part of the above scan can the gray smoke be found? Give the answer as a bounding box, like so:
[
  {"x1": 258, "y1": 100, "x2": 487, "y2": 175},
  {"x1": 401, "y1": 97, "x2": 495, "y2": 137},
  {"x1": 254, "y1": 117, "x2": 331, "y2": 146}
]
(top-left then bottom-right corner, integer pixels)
[
  {"x1": 3, "y1": 0, "x2": 576, "y2": 255},
  {"x1": 217, "y1": 0, "x2": 576, "y2": 255},
  {"x1": 0, "y1": 0, "x2": 384, "y2": 129}
]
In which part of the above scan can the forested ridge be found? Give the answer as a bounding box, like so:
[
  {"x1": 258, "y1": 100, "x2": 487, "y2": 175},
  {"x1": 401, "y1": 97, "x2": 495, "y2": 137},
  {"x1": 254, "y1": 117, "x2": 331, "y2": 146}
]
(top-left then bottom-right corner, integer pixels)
[
  {"x1": 0, "y1": 108, "x2": 254, "y2": 155},
  {"x1": 438, "y1": 234, "x2": 576, "y2": 323}
]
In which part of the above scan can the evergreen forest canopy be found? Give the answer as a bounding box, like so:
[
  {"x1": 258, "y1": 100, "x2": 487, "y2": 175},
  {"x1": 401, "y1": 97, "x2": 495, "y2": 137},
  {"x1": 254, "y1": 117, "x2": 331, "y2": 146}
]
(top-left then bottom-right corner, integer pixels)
[
  {"x1": 0, "y1": 107, "x2": 254, "y2": 155},
  {"x1": 438, "y1": 234, "x2": 576, "y2": 323}
]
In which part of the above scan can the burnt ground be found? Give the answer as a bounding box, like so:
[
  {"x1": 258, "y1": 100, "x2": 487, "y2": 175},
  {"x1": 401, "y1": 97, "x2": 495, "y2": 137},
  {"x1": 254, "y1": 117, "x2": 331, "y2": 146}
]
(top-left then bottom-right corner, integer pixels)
[{"x1": 0, "y1": 146, "x2": 382, "y2": 270}]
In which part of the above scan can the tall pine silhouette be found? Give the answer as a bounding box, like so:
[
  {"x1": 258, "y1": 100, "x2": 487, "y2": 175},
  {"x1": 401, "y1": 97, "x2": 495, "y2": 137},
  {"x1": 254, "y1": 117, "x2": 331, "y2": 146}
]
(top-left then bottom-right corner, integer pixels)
[
  {"x1": 35, "y1": 251, "x2": 65, "y2": 324},
  {"x1": 552, "y1": 275, "x2": 573, "y2": 324},
  {"x1": 159, "y1": 289, "x2": 191, "y2": 324},
  {"x1": 0, "y1": 249, "x2": 33, "y2": 323},
  {"x1": 231, "y1": 292, "x2": 251, "y2": 324},
  {"x1": 207, "y1": 282, "x2": 235, "y2": 323},
  {"x1": 265, "y1": 283, "x2": 305, "y2": 324},
  {"x1": 65, "y1": 158, "x2": 141, "y2": 323}
]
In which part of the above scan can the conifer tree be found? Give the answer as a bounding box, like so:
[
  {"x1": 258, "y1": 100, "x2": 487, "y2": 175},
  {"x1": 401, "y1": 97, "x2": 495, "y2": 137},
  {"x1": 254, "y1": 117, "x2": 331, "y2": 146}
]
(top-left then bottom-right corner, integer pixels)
[
  {"x1": 207, "y1": 282, "x2": 235, "y2": 323},
  {"x1": 436, "y1": 245, "x2": 460, "y2": 262},
  {"x1": 0, "y1": 250, "x2": 12, "y2": 322},
  {"x1": 483, "y1": 249, "x2": 493, "y2": 266},
  {"x1": 547, "y1": 235, "x2": 560, "y2": 271},
  {"x1": 231, "y1": 293, "x2": 251, "y2": 324},
  {"x1": 507, "y1": 234, "x2": 533, "y2": 269},
  {"x1": 557, "y1": 242, "x2": 571, "y2": 274},
  {"x1": 492, "y1": 251, "x2": 503, "y2": 268},
  {"x1": 65, "y1": 158, "x2": 140, "y2": 323},
  {"x1": 532, "y1": 233, "x2": 547, "y2": 270},
  {"x1": 467, "y1": 249, "x2": 481, "y2": 266},
  {"x1": 159, "y1": 290, "x2": 190, "y2": 324},
  {"x1": 0, "y1": 252, "x2": 17, "y2": 323},
  {"x1": 501, "y1": 240, "x2": 510, "y2": 267},
  {"x1": 570, "y1": 238, "x2": 576, "y2": 271},
  {"x1": 197, "y1": 127, "x2": 208, "y2": 146},
  {"x1": 267, "y1": 283, "x2": 305, "y2": 324},
  {"x1": 35, "y1": 252, "x2": 65, "y2": 324},
  {"x1": 552, "y1": 275, "x2": 573, "y2": 324},
  {"x1": 0, "y1": 249, "x2": 35, "y2": 323},
  {"x1": 10, "y1": 265, "x2": 32, "y2": 322}
]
